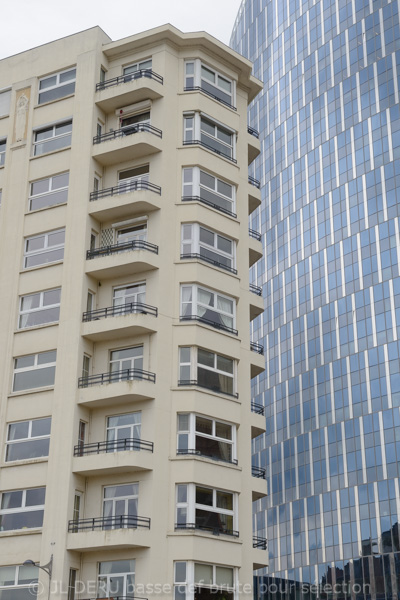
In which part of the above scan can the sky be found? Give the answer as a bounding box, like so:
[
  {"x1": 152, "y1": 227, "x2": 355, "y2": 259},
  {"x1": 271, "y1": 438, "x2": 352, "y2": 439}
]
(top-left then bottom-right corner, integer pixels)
[{"x1": 0, "y1": 0, "x2": 243, "y2": 60}]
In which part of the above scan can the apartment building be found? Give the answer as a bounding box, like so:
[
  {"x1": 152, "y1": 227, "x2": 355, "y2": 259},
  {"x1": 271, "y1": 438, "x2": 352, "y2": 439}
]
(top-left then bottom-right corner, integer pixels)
[{"x1": 0, "y1": 24, "x2": 267, "y2": 600}]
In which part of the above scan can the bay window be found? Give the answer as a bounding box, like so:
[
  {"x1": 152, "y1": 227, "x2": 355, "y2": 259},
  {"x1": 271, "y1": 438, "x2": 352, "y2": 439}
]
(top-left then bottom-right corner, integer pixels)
[
  {"x1": 180, "y1": 284, "x2": 236, "y2": 333},
  {"x1": 6, "y1": 417, "x2": 51, "y2": 462},
  {"x1": 174, "y1": 561, "x2": 237, "y2": 600},
  {"x1": 181, "y1": 223, "x2": 236, "y2": 274},
  {"x1": 0, "y1": 487, "x2": 45, "y2": 531},
  {"x1": 177, "y1": 413, "x2": 236, "y2": 464},
  {"x1": 183, "y1": 113, "x2": 235, "y2": 161},
  {"x1": 179, "y1": 347, "x2": 236, "y2": 396},
  {"x1": 184, "y1": 60, "x2": 235, "y2": 108},
  {"x1": 13, "y1": 351, "x2": 56, "y2": 392},
  {"x1": 182, "y1": 167, "x2": 235, "y2": 216},
  {"x1": 0, "y1": 565, "x2": 39, "y2": 600},
  {"x1": 176, "y1": 484, "x2": 237, "y2": 536}
]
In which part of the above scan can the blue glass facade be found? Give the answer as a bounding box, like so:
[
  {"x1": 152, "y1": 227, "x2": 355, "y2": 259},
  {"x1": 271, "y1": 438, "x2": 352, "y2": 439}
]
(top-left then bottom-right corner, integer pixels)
[{"x1": 231, "y1": 0, "x2": 400, "y2": 597}]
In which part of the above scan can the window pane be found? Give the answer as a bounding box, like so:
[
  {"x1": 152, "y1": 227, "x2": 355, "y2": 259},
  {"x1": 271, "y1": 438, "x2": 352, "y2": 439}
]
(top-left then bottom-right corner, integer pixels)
[
  {"x1": 216, "y1": 355, "x2": 233, "y2": 374},
  {"x1": 215, "y1": 422, "x2": 232, "y2": 440},
  {"x1": 199, "y1": 227, "x2": 214, "y2": 246},
  {"x1": 197, "y1": 349, "x2": 214, "y2": 368},
  {"x1": 31, "y1": 418, "x2": 51, "y2": 436},
  {"x1": 6, "y1": 438, "x2": 50, "y2": 461},
  {"x1": 13, "y1": 366, "x2": 55, "y2": 391},
  {"x1": 0, "y1": 566, "x2": 16, "y2": 586},
  {"x1": 195, "y1": 564, "x2": 213, "y2": 585},
  {"x1": 25, "y1": 488, "x2": 45, "y2": 506},
  {"x1": 215, "y1": 567, "x2": 233, "y2": 587},
  {"x1": 217, "y1": 236, "x2": 232, "y2": 254},
  {"x1": 175, "y1": 562, "x2": 187, "y2": 583},
  {"x1": 196, "y1": 417, "x2": 212, "y2": 435},
  {"x1": 8, "y1": 421, "x2": 30, "y2": 440},
  {"x1": 196, "y1": 487, "x2": 213, "y2": 506},
  {"x1": 216, "y1": 491, "x2": 233, "y2": 510}
]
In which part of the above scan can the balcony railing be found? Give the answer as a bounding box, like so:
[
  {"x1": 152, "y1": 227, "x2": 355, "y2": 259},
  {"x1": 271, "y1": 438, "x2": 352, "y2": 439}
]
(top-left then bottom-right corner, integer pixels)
[
  {"x1": 249, "y1": 283, "x2": 262, "y2": 296},
  {"x1": 83, "y1": 302, "x2": 158, "y2": 322},
  {"x1": 68, "y1": 514, "x2": 151, "y2": 532},
  {"x1": 253, "y1": 536, "x2": 268, "y2": 550},
  {"x1": 251, "y1": 401, "x2": 265, "y2": 416},
  {"x1": 180, "y1": 253, "x2": 237, "y2": 275},
  {"x1": 175, "y1": 523, "x2": 239, "y2": 537},
  {"x1": 182, "y1": 196, "x2": 237, "y2": 218},
  {"x1": 177, "y1": 449, "x2": 238, "y2": 466},
  {"x1": 74, "y1": 438, "x2": 154, "y2": 456},
  {"x1": 178, "y1": 380, "x2": 238, "y2": 399},
  {"x1": 248, "y1": 175, "x2": 261, "y2": 189},
  {"x1": 79, "y1": 368, "x2": 156, "y2": 388},
  {"x1": 81, "y1": 597, "x2": 145, "y2": 600},
  {"x1": 87, "y1": 240, "x2": 158, "y2": 260},
  {"x1": 183, "y1": 86, "x2": 236, "y2": 110},
  {"x1": 251, "y1": 341, "x2": 264, "y2": 355},
  {"x1": 93, "y1": 123, "x2": 162, "y2": 144},
  {"x1": 249, "y1": 228, "x2": 261, "y2": 241},
  {"x1": 96, "y1": 69, "x2": 163, "y2": 91},
  {"x1": 252, "y1": 465, "x2": 266, "y2": 479},
  {"x1": 182, "y1": 139, "x2": 237, "y2": 164},
  {"x1": 90, "y1": 179, "x2": 161, "y2": 201},
  {"x1": 180, "y1": 314, "x2": 238, "y2": 336},
  {"x1": 247, "y1": 126, "x2": 260, "y2": 139}
]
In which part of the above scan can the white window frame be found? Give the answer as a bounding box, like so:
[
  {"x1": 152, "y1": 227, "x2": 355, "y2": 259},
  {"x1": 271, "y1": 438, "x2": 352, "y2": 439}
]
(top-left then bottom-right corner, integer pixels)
[
  {"x1": 176, "y1": 483, "x2": 237, "y2": 534},
  {"x1": 109, "y1": 346, "x2": 144, "y2": 378},
  {"x1": 0, "y1": 88, "x2": 11, "y2": 117},
  {"x1": 13, "y1": 351, "x2": 57, "y2": 393},
  {"x1": 182, "y1": 167, "x2": 236, "y2": 216},
  {"x1": 118, "y1": 165, "x2": 149, "y2": 193},
  {"x1": 115, "y1": 220, "x2": 147, "y2": 244},
  {"x1": 5, "y1": 417, "x2": 51, "y2": 462},
  {"x1": 184, "y1": 59, "x2": 235, "y2": 108},
  {"x1": 33, "y1": 120, "x2": 72, "y2": 156},
  {"x1": 0, "y1": 564, "x2": 39, "y2": 596},
  {"x1": 174, "y1": 561, "x2": 238, "y2": 600},
  {"x1": 23, "y1": 228, "x2": 65, "y2": 269},
  {"x1": 123, "y1": 58, "x2": 152, "y2": 79},
  {"x1": 38, "y1": 68, "x2": 76, "y2": 104},
  {"x1": 0, "y1": 487, "x2": 46, "y2": 531},
  {"x1": 0, "y1": 138, "x2": 6, "y2": 166},
  {"x1": 181, "y1": 223, "x2": 236, "y2": 273},
  {"x1": 106, "y1": 412, "x2": 142, "y2": 451},
  {"x1": 103, "y1": 483, "x2": 138, "y2": 528},
  {"x1": 180, "y1": 283, "x2": 236, "y2": 333},
  {"x1": 177, "y1": 413, "x2": 237, "y2": 463},
  {"x1": 18, "y1": 288, "x2": 61, "y2": 329},
  {"x1": 183, "y1": 112, "x2": 236, "y2": 161},
  {"x1": 113, "y1": 282, "x2": 146, "y2": 308},
  {"x1": 179, "y1": 347, "x2": 236, "y2": 396},
  {"x1": 97, "y1": 560, "x2": 135, "y2": 598},
  {"x1": 29, "y1": 172, "x2": 69, "y2": 212}
]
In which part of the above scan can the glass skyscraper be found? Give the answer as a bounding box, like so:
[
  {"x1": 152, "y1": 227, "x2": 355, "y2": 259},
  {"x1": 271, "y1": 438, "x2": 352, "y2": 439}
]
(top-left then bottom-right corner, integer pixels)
[{"x1": 231, "y1": 0, "x2": 400, "y2": 597}]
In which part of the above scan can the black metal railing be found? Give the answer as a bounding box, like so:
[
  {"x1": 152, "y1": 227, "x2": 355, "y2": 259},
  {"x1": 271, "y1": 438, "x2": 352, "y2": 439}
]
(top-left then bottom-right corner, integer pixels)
[
  {"x1": 74, "y1": 438, "x2": 154, "y2": 456},
  {"x1": 79, "y1": 368, "x2": 156, "y2": 388},
  {"x1": 182, "y1": 139, "x2": 237, "y2": 163},
  {"x1": 81, "y1": 597, "x2": 145, "y2": 600},
  {"x1": 68, "y1": 514, "x2": 150, "y2": 532},
  {"x1": 252, "y1": 465, "x2": 266, "y2": 479},
  {"x1": 177, "y1": 449, "x2": 238, "y2": 466},
  {"x1": 251, "y1": 401, "x2": 265, "y2": 415},
  {"x1": 180, "y1": 253, "x2": 237, "y2": 275},
  {"x1": 90, "y1": 179, "x2": 161, "y2": 201},
  {"x1": 83, "y1": 302, "x2": 158, "y2": 322},
  {"x1": 248, "y1": 175, "x2": 261, "y2": 189},
  {"x1": 96, "y1": 69, "x2": 163, "y2": 91},
  {"x1": 249, "y1": 228, "x2": 261, "y2": 241},
  {"x1": 182, "y1": 196, "x2": 236, "y2": 218},
  {"x1": 250, "y1": 283, "x2": 262, "y2": 296},
  {"x1": 175, "y1": 523, "x2": 239, "y2": 537},
  {"x1": 180, "y1": 314, "x2": 238, "y2": 336},
  {"x1": 93, "y1": 123, "x2": 162, "y2": 144},
  {"x1": 251, "y1": 341, "x2": 264, "y2": 355},
  {"x1": 253, "y1": 536, "x2": 268, "y2": 550},
  {"x1": 248, "y1": 126, "x2": 260, "y2": 139},
  {"x1": 183, "y1": 86, "x2": 236, "y2": 110},
  {"x1": 87, "y1": 240, "x2": 158, "y2": 260},
  {"x1": 178, "y1": 380, "x2": 238, "y2": 399}
]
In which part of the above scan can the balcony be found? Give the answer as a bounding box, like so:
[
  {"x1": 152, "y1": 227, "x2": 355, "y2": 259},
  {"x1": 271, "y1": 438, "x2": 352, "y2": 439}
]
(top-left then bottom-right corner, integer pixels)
[
  {"x1": 253, "y1": 535, "x2": 269, "y2": 569},
  {"x1": 180, "y1": 253, "x2": 237, "y2": 275},
  {"x1": 178, "y1": 379, "x2": 238, "y2": 399},
  {"x1": 79, "y1": 369, "x2": 155, "y2": 388},
  {"x1": 67, "y1": 515, "x2": 151, "y2": 552},
  {"x1": 250, "y1": 341, "x2": 264, "y2": 355},
  {"x1": 72, "y1": 438, "x2": 154, "y2": 476},
  {"x1": 183, "y1": 139, "x2": 237, "y2": 164},
  {"x1": 250, "y1": 401, "x2": 266, "y2": 439},
  {"x1": 247, "y1": 129, "x2": 260, "y2": 164},
  {"x1": 82, "y1": 303, "x2": 158, "y2": 342},
  {"x1": 247, "y1": 126, "x2": 259, "y2": 139},
  {"x1": 78, "y1": 369, "x2": 156, "y2": 408},
  {"x1": 184, "y1": 85, "x2": 236, "y2": 111},
  {"x1": 85, "y1": 240, "x2": 159, "y2": 279},
  {"x1": 175, "y1": 522, "x2": 239, "y2": 538},
  {"x1": 252, "y1": 465, "x2": 268, "y2": 501},
  {"x1": 88, "y1": 180, "x2": 161, "y2": 221},
  {"x1": 95, "y1": 69, "x2": 163, "y2": 111},
  {"x1": 252, "y1": 465, "x2": 266, "y2": 479},
  {"x1": 253, "y1": 536, "x2": 267, "y2": 550},
  {"x1": 179, "y1": 314, "x2": 238, "y2": 336},
  {"x1": 182, "y1": 196, "x2": 236, "y2": 219},
  {"x1": 248, "y1": 176, "x2": 260, "y2": 189},
  {"x1": 248, "y1": 178, "x2": 261, "y2": 214},
  {"x1": 250, "y1": 349, "x2": 265, "y2": 378},
  {"x1": 177, "y1": 449, "x2": 238, "y2": 467},
  {"x1": 249, "y1": 230, "x2": 263, "y2": 266},
  {"x1": 249, "y1": 288, "x2": 264, "y2": 322},
  {"x1": 92, "y1": 124, "x2": 162, "y2": 166}
]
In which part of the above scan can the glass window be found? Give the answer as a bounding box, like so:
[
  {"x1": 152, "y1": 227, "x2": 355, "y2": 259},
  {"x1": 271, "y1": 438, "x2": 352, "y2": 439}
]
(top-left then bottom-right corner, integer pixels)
[
  {"x1": 29, "y1": 173, "x2": 69, "y2": 211},
  {"x1": 113, "y1": 283, "x2": 146, "y2": 309},
  {"x1": 109, "y1": 346, "x2": 143, "y2": 380},
  {"x1": 116, "y1": 222, "x2": 147, "y2": 244},
  {"x1": 176, "y1": 484, "x2": 236, "y2": 535},
  {"x1": 97, "y1": 560, "x2": 135, "y2": 599},
  {"x1": 33, "y1": 121, "x2": 72, "y2": 156},
  {"x1": 13, "y1": 351, "x2": 56, "y2": 392},
  {"x1": 177, "y1": 413, "x2": 236, "y2": 463},
  {"x1": 180, "y1": 223, "x2": 235, "y2": 273},
  {"x1": 121, "y1": 111, "x2": 150, "y2": 133},
  {"x1": 38, "y1": 68, "x2": 76, "y2": 104},
  {"x1": 0, "y1": 89, "x2": 11, "y2": 117},
  {"x1": 23, "y1": 229, "x2": 65, "y2": 268},
  {"x1": 0, "y1": 564, "x2": 39, "y2": 600},
  {"x1": 174, "y1": 561, "x2": 235, "y2": 600},
  {"x1": 183, "y1": 113, "x2": 235, "y2": 160},
  {"x1": 182, "y1": 167, "x2": 235, "y2": 215},
  {"x1": 123, "y1": 59, "x2": 152, "y2": 81},
  {"x1": 103, "y1": 483, "x2": 138, "y2": 528},
  {"x1": 179, "y1": 347, "x2": 235, "y2": 396},
  {"x1": 184, "y1": 60, "x2": 234, "y2": 107},
  {"x1": 6, "y1": 418, "x2": 51, "y2": 462},
  {"x1": 180, "y1": 284, "x2": 235, "y2": 333},
  {"x1": 106, "y1": 412, "x2": 141, "y2": 451},
  {"x1": 0, "y1": 139, "x2": 6, "y2": 166},
  {"x1": 118, "y1": 165, "x2": 149, "y2": 192},
  {"x1": 0, "y1": 487, "x2": 45, "y2": 531},
  {"x1": 19, "y1": 288, "x2": 61, "y2": 329}
]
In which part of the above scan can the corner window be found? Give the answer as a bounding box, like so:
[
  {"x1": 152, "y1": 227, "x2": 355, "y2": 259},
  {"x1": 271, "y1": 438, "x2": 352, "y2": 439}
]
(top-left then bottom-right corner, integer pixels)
[
  {"x1": 6, "y1": 418, "x2": 51, "y2": 462},
  {"x1": 0, "y1": 487, "x2": 46, "y2": 531},
  {"x1": 29, "y1": 173, "x2": 69, "y2": 211},
  {"x1": 179, "y1": 347, "x2": 236, "y2": 396},
  {"x1": 182, "y1": 167, "x2": 235, "y2": 216},
  {"x1": 0, "y1": 89, "x2": 11, "y2": 117},
  {"x1": 13, "y1": 351, "x2": 56, "y2": 392},
  {"x1": 23, "y1": 229, "x2": 65, "y2": 268},
  {"x1": 183, "y1": 113, "x2": 235, "y2": 161},
  {"x1": 19, "y1": 288, "x2": 61, "y2": 329},
  {"x1": 177, "y1": 413, "x2": 236, "y2": 464},
  {"x1": 123, "y1": 58, "x2": 152, "y2": 81},
  {"x1": 38, "y1": 68, "x2": 76, "y2": 104},
  {"x1": 0, "y1": 139, "x2": 6, "y2": 166},
  {"x1": 97, "y1": 560, "x2": 135, "y2": 598},
  {"x1": 181, "y1": 223, "x2": 236, "y2": 273},
  {"x1": 0, "y1": 565, "x2": 39, "y2": 598},
  {"x1": 174, "y1": 561, "x2": 236, "y2": 600},
  {"x1": 33, "y1": 121, "x2": 72, "y2": 156},
  {"x1": 180, "y1": 284, "x2": 236, "y2": 334},
  {"x1": 176, "y1": 484, "x2": 237, "y2": 536},
  {"x1": 185, "y1": 60, "x2": 235, "y2": 108}
]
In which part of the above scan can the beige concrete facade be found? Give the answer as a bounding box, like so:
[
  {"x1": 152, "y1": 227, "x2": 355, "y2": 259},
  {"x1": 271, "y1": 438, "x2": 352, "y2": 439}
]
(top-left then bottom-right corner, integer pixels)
[{"x1": 0, "y1": 24, "x2": 267, "y2": 600}]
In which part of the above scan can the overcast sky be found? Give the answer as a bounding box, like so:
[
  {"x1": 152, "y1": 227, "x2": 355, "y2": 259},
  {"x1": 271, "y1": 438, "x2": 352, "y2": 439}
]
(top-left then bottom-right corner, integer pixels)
[{"x1": 0, "y1": 0, "x2": 243, "y2": 60}]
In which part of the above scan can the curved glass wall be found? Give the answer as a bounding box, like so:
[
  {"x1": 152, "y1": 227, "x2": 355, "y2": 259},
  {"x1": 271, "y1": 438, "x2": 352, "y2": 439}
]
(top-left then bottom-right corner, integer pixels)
[{"x1": 231, "y1": 0, "x2": 400, "y2": 597}]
